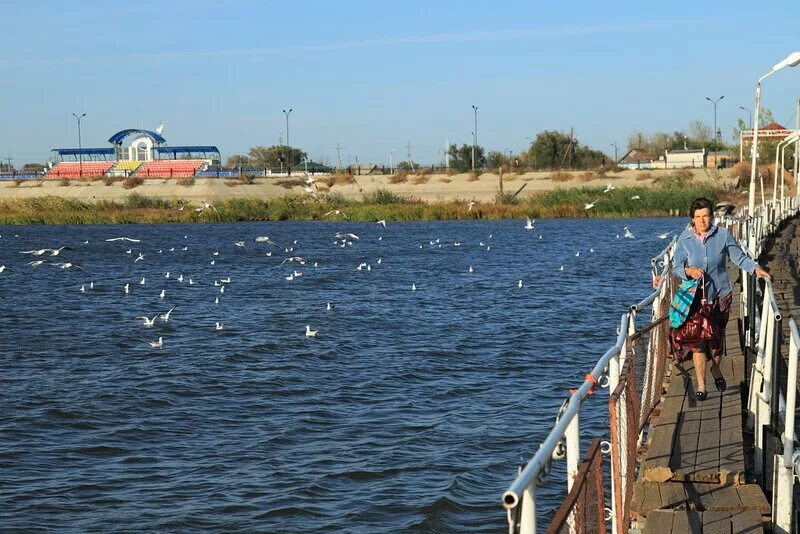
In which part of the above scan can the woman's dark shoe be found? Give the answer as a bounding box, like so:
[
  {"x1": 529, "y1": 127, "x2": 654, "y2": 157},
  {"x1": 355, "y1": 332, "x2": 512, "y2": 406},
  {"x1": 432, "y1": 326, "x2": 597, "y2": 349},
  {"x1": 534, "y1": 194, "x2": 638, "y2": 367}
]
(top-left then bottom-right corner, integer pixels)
[
  {"x1": 714, "y1": 377, "x2": 727, "y2": 392},
  {"x1": 694, "y1": 390, "x2": 708, "y2": 401}
]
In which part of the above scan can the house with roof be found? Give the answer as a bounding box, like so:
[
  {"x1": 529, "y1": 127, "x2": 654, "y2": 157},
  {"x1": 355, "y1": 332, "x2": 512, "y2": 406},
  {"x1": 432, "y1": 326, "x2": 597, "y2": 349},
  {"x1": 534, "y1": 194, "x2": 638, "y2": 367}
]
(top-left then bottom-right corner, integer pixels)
[
  {"x1": 617, "y1": 148, "x2": 653, "y2": 170},
  {"x1": 346, "y1": 163, "x2": 383, "y2": 175},
  {"x1": 664, "y1": 148, "x2": 706, "y2": 169}
]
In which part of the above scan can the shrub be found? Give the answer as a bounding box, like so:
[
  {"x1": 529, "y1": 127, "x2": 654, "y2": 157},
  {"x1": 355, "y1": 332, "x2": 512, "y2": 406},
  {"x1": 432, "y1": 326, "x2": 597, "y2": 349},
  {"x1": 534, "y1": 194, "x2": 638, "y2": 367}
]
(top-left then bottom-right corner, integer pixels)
[
  {"x1": 388, "y1": 172, "x2": 409, "y2": 184},
  {"x1": 122, "y1": 176, "x2": 144, "y2": 189},
  {"x1": 333, "y1": 173, "x2": 355, "y2": 186},
  {"x1": 239, "y1": 175, "x2": 255, "y2": 185},
  {"x1": 446, "y1": 169, "x2": 459, "y2": 176},
  {"x1": 577, "y1": 171, "x2": 594, "y2": 182},
  {"x1": 58, "y1": 177, "x2": 70, "y2": 187},
  {"x1": 412, "y1": 175, "x2": 430, "y2": 185},
  {"x1": 177, "y1": 177, "x2": 195, "y2": 186},
  {"x1": 417, "y1": 167, "x2": 432, "y2": 176},
  {"x1": 439, "y1": 177, "x2": 452, "y2": 183},
  {"x1": 549, "y1": 171, "x2": 572, "y2": 182},
  {"x1": 467, "y1": 171, "x2": 481, "y2": 182},
  {"x1": 636, "y1": 172, "x2": 653, "y2": 181},
  {"x1": 275, "y1": 179, "x2": 305, "y2": 189},
  {"x1": 103, "y1": 176, "x2": 118, "y2": 186},
  {"x1": 362, "y1": 189, "x2": 417, "y2": 205},
  {"x1": 12, "y1": 178, "x2": 23, "y2": 187}
]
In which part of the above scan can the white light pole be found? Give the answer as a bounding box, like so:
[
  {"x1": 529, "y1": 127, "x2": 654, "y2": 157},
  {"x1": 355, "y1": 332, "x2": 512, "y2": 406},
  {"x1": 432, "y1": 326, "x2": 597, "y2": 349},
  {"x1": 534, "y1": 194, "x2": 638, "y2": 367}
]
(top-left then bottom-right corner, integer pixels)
[
  {"x1": 282, "y1": 108, "x2": 292, "y2": 176},
  {"x1": 747, "y1": 51, "x2": 800, "y2": 252},
  {"x1": 705, "y1": 95, "x2": 724, "y2": 169},
  {"x1": 471, "y1": 105, "x2": 478, "y2": 171},
  {"x1": 390, "y1": 148, "x2": 395, "y2": 173},
  {"x1": 773, "y1": 131, "x2": 800, "y2": 210},
  {"x1": 72, "y1": 113, "x2": 86, "y2": 177},
  {"x1": 739, "y1": 106, "x2": 753, "y2": 129}
]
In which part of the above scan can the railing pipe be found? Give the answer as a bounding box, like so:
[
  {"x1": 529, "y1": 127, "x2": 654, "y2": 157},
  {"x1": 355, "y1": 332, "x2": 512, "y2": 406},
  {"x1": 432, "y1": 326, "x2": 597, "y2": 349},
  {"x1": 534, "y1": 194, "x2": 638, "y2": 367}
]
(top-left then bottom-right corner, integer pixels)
[
  {"x1": 784, "y1": 319, "x2": 800, "y2": 468},
  {"x1": 502, "y1": 314, "x2": 629, "y2": 512}
]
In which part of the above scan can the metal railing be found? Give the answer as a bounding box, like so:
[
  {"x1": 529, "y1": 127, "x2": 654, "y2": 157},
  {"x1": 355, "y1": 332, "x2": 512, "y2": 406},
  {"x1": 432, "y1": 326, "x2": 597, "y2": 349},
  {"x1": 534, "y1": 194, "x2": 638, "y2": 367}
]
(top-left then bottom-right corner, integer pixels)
[{"x1": 501, "y1": 196, "x2": 800, "y2": 533}]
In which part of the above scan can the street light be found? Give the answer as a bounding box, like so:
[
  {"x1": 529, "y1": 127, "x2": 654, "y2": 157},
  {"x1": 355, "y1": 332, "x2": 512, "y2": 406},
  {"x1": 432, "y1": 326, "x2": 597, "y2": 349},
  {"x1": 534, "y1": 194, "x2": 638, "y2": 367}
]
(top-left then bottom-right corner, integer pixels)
[
  {"x1": 705, "y1": 95, "x2": 724, "y2": 169},
  {"x1": 390, "y1": 148, "x2": 395, "y2": 173},
  {"x1": 282, "y1": 108, "x2": 292, "y2": 176},
  {"x1": 748, "y1": 51, "x2": 800, "y2": 252},
  {"x1": 72, "y1": 113, "x2": 86, "y2": 177},
  {"x1": 611, "y1": 142, "x2": 618, "y2": 164},
  {"x1": 471, "y1": 105, "x2": 478, "y2": 171},
  {"x1": 739, "y1": 106, "x2": 753, "y2": 129},
  {"x1": 772, "y1": 131, "x2": 800, "y2": 209}
]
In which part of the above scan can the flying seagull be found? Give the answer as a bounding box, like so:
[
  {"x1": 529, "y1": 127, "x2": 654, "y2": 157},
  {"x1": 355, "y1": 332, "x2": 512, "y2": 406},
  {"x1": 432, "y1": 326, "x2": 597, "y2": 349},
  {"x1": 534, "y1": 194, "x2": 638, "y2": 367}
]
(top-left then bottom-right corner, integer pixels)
[{"x1": 584, "y1": 198, "x2": 600, "y2": 210}]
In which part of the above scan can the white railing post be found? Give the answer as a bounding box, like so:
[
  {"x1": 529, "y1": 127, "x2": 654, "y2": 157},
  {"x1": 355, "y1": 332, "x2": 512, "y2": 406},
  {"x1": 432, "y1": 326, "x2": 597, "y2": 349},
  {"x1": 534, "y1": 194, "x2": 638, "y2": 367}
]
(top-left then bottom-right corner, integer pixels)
[
  {"x1": 519, "y1": 482, "x2": 535, "y2": 534},
  {"x1": 773, "y1": 320, "x2": 800, "y2": 533},
  {"x1": 566, "y1": 414, "x2": 580, "y2": 493}
]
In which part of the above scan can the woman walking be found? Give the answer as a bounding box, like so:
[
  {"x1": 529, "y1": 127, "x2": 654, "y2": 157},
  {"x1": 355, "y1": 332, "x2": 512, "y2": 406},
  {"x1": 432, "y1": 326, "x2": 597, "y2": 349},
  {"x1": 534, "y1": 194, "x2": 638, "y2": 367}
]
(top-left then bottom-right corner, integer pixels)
[{"x1": 671, "y1": 197, "x2": 771, "y2": 400}]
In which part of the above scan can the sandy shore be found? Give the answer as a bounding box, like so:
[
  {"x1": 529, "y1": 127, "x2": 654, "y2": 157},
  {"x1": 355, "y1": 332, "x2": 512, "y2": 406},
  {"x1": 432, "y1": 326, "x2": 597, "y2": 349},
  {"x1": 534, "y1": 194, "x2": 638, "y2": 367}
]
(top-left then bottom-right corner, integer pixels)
[{"x1": 0, "y1": 168, "x2": 733, "y2": 205}]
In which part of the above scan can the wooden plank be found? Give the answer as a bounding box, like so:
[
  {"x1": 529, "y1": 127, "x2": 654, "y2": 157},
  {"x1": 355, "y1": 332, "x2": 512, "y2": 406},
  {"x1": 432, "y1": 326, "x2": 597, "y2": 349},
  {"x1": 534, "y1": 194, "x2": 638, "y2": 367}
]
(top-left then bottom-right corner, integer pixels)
[
  {"x1": 708, "y1": 484, "x2": 742, "y2": 511},
  {"x1": 718, "y1": 391, "x2": 746, "y2": 483},
  {"x1": 641, "y1": 366, "x2": 688, "y2": 482},
  {"x1": 658, "y1": 481, "x2": 688, "y2": 510},
  {"x1": 642, "y1": 510, "x2": 675, "y2": 534},
  {"x1": 686, "y1": 482, "x2": 715, "y2": 511},
  {"x1": 701, "y1": 510, "x2": 733, "y2": 534},
  {"x1": 632, "y1": 481, "x2": 662, "y2": 518},
  {"x1": 730, "y1": 509, "x2": 764, "y2": 533},
  {"x1": 735, "y1": 484, "x2": 771, "y2": 514},
  {"x1": 670, "y1": 509, "x2": 702, "y2": 533},
  {"x1": 673, "y1": 405, "x2": 701, "y2": 480},
  {"x1": 694, "y1": 391, "x2": 722, "y2": 479}
]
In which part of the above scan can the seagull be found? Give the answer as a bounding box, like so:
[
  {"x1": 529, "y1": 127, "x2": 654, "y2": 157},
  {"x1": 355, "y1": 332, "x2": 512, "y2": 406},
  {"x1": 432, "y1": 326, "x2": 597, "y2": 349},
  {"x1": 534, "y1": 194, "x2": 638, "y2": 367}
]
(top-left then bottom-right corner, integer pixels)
[
  {"x1": 105, "y1": 237, "x2": 140, "y2": 242},
  {"x1": 165, "y1": 272, "x2": 170, "y2": 279},
  {"x1": 137, "y1": 314, "x2": 159, "y2": 327},
  {"x1": 468, "y1": 266, "x2": 474, "y2": 273},
  {"x1": 377, "y1": 220, "x2": 387, "y2": 228},
  {"x1": 322, "y1": 209, "x2": 348, "y2": 219},
  {"x1": 0, "y1": 265, "x2": 10, "y2": 273},
  {"x1": 125, "y1": 249, "x2": 132, "y2": 254},
  {"x1": 134, "y1": 252, "x2": 145, "y2": 263},
  {"x1": 159, "y1": 289, "x2": 166, "y2": 299},
  {"x1": 89, "y1": 282, "x2": 94, "y2": 289},
  {"x1": 326, "y1": 302, "x2": 334, "y2": 310},
  {"x1": 234, "y1": 241, "x2": 245, "y2": 247},
  {"x1": 148, "y1": 337, "x2": 163, "y2": 349},
  {"x1": 630, "y1": 195, "x2": 641, "y2": 200},
  {"x1": 177, "y1": 274, "x2": 183, "y2": 283},
  {"x1": 20, "y1": 249, "x2": 48, "y2": 256},
  {"x1": 49, "y1": 246, "x2": 72, "y2": 256},
  {"x1": 657, "y1": 231, "x2": 672, "y2": 240},
  {"x1": 584, "y1": 198, "x2": 600, "y2": 210},
  {"x1": 575, "y1": 251, "x2": 580, "y2": 257},
  {"x1": 305, "y1": 325, "x2": 318, "y2": 337},
  {"x1": 623, "y1": 227, "x2": 635, "y2": 239},
  {"x1": 524, "y1": 218, "x2": 535, "y2": 230},
  {"x1": 411, "y1": 283, "x2": 417, "y2": 291},
  {"x1": 124, "y1": 283, "x2": 130, "y2": 294},
  {"x1": 79, "y1": 284, "x2": 85, "y2": 293},
  {"x1": 210, "y1": 260, "x2": 216, "y2": 265},
  {"x1": 27, "y1": 260, "x2": 45, "y2": 268},
  {"x1": 214, "y1": 296, "x2": 219, "y2": 304},
  {"x1": 215, "y1": 322, "x2": 224, "y2": 331},
  {"x1": 467, "y1": 201, "x2": 476, "y2": 212},
  {"x1": 281, "y1": 256, "x2": 307, "y2": 265},
  {"x1": 255, "y1": 237, "x2": 276, "y2": 245},
  {"x1": 603, "y1": 184, "x2": 615, "y2": 194},
  {"x1": 285, "y1": 273, "x2": 295, "y2": 281},
  {"x1": 189, "y1": 279, "x2": 195, "y2": 285},
  {"x1": 140, "y1": 277, "x2": 146, "y2": 285},
  {"x1": 334, "y1": 232, "x2": 359, "y2": 241},
  {"x1": 518, "y1": 280, "x2": 523, "y2": 288},
  {"x1": 220, "y1": 277, "x2": 230, "y2": 283},
  {"x1": 51, "y1": 262, "x2": 83, "y2": 270},
  {"x1": 212, "y1": 251, "x2": 220, "y2": 256},
  {"x1": 160, "y1": 307, "x2": 175, "y2": 322},
  {"x1": 219, "y1": 286, "x2": 225, "y2": 293},
  {"x1": 559, "y1": 265, "x2": 564, "y2": 271}
]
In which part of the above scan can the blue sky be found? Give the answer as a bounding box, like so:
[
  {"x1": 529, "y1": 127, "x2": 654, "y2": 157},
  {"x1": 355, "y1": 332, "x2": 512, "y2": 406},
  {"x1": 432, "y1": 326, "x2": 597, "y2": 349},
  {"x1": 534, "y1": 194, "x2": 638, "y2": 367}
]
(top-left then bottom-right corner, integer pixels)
[{"x1": 1, "y1": 0, "x2": 799, "y2": 166}]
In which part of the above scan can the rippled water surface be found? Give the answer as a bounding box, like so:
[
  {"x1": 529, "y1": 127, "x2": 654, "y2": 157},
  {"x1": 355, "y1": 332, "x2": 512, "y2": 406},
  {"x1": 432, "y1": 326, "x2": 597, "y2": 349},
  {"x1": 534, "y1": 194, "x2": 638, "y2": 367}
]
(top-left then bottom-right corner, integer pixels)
[{"x1": 0, "y1": 218, "x2": 683, "y2": 532}]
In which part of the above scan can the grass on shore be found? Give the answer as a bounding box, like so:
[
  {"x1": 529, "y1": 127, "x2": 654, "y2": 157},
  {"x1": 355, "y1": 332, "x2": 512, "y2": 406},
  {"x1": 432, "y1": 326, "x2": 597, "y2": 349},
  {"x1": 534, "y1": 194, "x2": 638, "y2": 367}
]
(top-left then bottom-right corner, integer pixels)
[{"x1": 0, "y1": 176, "x2": 722, "y2": 225}]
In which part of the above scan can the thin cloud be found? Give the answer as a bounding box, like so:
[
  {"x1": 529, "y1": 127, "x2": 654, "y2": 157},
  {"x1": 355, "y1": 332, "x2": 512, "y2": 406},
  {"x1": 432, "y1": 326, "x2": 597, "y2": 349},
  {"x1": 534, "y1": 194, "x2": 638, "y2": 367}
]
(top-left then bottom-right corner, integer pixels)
[{"x1": 0, "y1": 20, "x2": 699, "y2": 69}]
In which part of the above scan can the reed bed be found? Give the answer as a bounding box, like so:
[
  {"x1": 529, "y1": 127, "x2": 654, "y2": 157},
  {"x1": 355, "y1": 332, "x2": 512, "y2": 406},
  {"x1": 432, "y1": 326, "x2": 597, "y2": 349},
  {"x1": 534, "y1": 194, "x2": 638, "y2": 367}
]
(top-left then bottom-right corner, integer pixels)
[{"x1": 0, "y1": 178, "x2": 723, "y2": 225}]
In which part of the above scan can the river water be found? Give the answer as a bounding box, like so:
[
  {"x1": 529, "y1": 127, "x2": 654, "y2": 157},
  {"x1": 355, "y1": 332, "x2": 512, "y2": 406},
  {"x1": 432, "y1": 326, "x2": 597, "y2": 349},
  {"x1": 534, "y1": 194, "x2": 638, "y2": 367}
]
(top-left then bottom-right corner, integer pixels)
[{"x1": 0, "y1": 218, "x2": 683, "y2": 532}]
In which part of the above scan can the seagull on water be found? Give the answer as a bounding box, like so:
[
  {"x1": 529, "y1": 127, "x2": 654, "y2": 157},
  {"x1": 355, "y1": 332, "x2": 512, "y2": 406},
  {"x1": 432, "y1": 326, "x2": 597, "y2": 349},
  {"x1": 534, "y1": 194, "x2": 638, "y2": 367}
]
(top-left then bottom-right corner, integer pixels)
[
  {"x1": 377, "y1": 220, "x2": 387, "y2": 227},
  {"x1": 137, "y1": 314, "x2": 159, "y2": 327},
  {"x1": 124, "y1": 283, "x2": 130, "y2": 294},
  {"x1": 27, "y1": 260, "x2": 45, "y2": 268},
  {"x1": 159, "y1": 289, "x2": 166, "y2": 299},
  {"x1": 140, "y1": 277, "x2": 146, "y2": 285},
  {"x1": 215, "y1": 322, "x2": 224, "y2": 331},
  {"x1": 0, "y1": 265, "x2": 10, "y2": 273},
  {"x1": 148, "y1": 337, "x2": 163, "y2": 348},
  {"x1": 623, "y1": 227, "x2": 635, "y2": 239},
  {"x1": 255, "y1": 236, "x2": 276, "y2": 245},
  {"x1": 657, "y1": 231, "x2": 672, "y2": 240},
  {"x1": 51, "y1": 262, "x2": 83, "y2": 270},
  {"x1": 518, "y1": 280, "x2": 523, "y2": 288},
  {"x1": 326, "y1": 302, "x2": 334, "y2": 311},
  {"x1": 234, "y1": 241, "x2": 245, "y2": 247},
  {"x1": 134, "y1": 252, "x2": 145, "y2": 263},
  {"x1": 524, "y1": 218, "x2": 535, "y2": 230},
  {"x1": 160, "y1": 307, "x2": 175, "y2": 322},
  {"x1": 305, "y1": 325, "x2": 318, "y2": 337},
  {"x1": 105, "y1": 237, "x2": 140, "y2": 242}
]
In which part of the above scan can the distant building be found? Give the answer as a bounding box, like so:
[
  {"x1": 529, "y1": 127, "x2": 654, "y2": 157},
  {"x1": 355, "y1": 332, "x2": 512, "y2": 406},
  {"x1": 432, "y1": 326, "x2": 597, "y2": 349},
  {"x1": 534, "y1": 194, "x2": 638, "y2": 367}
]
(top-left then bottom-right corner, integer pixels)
[
  {"x1": 664, "y1": 148, "x2": 706, "y2": 169},
  {"x1": 706, "y1": 150, "x2": 736, "y2": 169},
  {"x1": 290, "y1": 160, "x2": 334, "y2": 173},
  {"x1": 617, "y1": 148, "x2": 653, "y2": 170}
]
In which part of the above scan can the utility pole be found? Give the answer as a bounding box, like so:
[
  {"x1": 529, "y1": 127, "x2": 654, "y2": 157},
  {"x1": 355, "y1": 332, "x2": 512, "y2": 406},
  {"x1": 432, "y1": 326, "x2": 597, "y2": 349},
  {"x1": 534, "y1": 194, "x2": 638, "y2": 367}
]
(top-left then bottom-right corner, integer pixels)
[
  {"x1": 444, "y1": 137, "x2": 449, "y2": 170},
  {"x1": 4, "y1": 155, "x2": 12, "y2": 173},
  {"x1": 611, "y1": 142, "x2": 618, "y2": 163},
  {"x1": 406, "y1": 141, "x2": 414, "y2": 171},
  {"x1": 336, "y1": 143, "x2": 342, "y2": 171},
  {"x1": 706, "y1": 95, "x2": 724, "y2": 169}
]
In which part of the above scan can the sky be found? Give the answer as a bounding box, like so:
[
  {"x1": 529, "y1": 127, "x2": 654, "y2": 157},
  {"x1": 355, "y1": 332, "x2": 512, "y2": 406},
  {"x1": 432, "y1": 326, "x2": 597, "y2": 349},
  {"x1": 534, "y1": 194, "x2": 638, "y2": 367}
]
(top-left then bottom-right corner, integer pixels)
[{"x1": 1, "y1": 0, "x2": 799, "y2": 167}]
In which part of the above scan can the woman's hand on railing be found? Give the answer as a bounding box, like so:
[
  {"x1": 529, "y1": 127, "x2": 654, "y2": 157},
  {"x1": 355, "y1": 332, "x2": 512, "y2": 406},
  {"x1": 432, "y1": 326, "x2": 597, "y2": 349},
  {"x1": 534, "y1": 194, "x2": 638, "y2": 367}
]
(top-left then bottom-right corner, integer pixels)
[{"x1": 755, "y1": 267, "x2": 772, "y2": 281}]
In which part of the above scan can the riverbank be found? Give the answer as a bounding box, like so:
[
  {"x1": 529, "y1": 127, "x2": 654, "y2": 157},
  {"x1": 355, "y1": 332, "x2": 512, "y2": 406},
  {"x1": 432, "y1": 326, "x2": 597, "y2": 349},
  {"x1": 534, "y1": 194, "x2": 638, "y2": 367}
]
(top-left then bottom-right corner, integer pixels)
[{"x1": 0, "y1": 171, "x2": 728, "y2": 224}]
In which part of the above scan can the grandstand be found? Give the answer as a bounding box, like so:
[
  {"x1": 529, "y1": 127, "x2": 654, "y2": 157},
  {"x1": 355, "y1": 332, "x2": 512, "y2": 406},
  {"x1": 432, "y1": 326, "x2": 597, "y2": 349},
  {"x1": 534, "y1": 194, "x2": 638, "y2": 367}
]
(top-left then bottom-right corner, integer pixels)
[{"x1": 48, "y1": 128, "x2": 219, "y2": 179}]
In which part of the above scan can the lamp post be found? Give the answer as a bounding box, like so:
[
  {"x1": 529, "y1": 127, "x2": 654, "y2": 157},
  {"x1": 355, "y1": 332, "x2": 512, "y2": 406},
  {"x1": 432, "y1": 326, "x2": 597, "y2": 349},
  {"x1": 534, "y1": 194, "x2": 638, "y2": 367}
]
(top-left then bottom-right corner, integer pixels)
[
  {"x1": 282, "y1": 108, "x2": 292, "y2": 176},
  {"x1": 705, "y1": 96, "x2": 724, "y2": 169},
  {"x1": 748, "y1": 51, "x2": 800, "y2": 253},
  {"x1": 389, "y1": 148, "x2": 395, "y2": 173},
  {"x1": 611, "y1": 142, "x2": 618, "y2": 164},
  {"x1": 471, "y1": 105, "x2": 478, "y2": 171},
  {"x1": 72, "y1": 113, "x2": 86, "y2": 177},
  {"x1": 739, "y1": 106, "x2": 753, "y2": 129}
]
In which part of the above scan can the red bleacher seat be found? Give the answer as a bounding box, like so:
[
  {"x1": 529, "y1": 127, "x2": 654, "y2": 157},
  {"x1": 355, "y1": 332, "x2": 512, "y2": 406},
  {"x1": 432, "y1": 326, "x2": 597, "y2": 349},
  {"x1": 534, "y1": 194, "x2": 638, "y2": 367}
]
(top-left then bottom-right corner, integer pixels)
[
  {"x1": 135, "y1": 159, "x2": 204, "y2": 178},
  {"x1": 46, "y1": 161, "x2": 114, "y2": 179}
]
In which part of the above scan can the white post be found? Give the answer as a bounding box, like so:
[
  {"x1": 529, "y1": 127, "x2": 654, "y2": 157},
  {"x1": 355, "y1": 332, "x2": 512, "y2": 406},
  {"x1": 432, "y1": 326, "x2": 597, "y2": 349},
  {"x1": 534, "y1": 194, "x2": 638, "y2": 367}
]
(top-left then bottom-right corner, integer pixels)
[
  {"x1": 519, "y1": 483, "x2": 535, "y2": 534},
  {"x1": 773, "y1": 320, "x2": 799, "y2": 533},
  {"x1": 566, "y1": 414, "x2": 580, "y2": 493}
]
